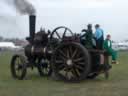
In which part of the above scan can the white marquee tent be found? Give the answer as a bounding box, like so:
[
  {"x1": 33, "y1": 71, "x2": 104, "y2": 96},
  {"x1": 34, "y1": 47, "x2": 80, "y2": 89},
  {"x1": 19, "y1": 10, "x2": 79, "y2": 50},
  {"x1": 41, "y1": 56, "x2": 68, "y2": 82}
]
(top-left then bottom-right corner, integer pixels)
[{"x1": 0, "y1": 42, "x2": 16, "y2": 48}]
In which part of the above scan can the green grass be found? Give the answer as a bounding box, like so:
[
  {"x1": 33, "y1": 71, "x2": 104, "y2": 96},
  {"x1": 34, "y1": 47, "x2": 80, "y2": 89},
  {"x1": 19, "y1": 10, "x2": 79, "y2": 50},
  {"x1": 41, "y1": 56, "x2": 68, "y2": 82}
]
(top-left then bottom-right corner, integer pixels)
[{"x1": 0, "y1": 51, "x2": 128, "y2": 96}]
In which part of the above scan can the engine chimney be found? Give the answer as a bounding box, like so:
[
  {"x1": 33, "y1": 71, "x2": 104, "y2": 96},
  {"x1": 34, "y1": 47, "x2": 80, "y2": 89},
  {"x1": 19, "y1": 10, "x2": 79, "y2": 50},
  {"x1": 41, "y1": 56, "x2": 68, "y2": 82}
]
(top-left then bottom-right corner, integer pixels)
[{"x1": 29, "y1": 15, "x2": 36, "y2": 43}]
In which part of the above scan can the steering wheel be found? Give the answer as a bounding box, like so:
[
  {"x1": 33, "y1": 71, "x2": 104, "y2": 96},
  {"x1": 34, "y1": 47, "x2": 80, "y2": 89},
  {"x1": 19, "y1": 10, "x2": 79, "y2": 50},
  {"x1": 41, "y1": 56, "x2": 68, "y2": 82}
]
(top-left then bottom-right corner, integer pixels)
[{"x1": 50, "y1": 26, "x2": 74, "y2": 41}]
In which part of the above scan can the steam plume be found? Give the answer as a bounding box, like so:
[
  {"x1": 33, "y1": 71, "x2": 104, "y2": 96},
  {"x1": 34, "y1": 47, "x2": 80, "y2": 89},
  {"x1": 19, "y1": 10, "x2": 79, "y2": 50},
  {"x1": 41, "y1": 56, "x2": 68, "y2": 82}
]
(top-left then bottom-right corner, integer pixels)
[{"x1": 13, "y1": 0, "x2": 36, "y2": 15}]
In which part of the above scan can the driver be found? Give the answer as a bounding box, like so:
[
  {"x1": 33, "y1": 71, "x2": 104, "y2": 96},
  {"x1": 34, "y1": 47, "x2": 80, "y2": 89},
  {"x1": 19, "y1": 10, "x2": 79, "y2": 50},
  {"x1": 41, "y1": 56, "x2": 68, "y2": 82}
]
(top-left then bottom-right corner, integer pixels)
[{"x1": 81, "y1": 24, "x2": 93, "y2": 49}]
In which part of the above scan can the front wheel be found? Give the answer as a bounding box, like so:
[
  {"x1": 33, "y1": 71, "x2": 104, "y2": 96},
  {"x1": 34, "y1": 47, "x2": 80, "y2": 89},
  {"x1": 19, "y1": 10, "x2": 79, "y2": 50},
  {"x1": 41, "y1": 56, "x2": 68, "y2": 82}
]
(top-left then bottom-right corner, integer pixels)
[{"x1": 10, "y1": 55, "x2": 27, "y2": 80}]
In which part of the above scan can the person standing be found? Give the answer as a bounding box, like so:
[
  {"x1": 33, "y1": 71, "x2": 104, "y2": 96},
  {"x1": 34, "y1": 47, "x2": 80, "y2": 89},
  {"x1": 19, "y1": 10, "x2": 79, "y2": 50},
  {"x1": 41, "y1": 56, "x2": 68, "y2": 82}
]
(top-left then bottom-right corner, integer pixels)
[{"x1": 95, "y1": 24, "x2": 104, "y2": 50}]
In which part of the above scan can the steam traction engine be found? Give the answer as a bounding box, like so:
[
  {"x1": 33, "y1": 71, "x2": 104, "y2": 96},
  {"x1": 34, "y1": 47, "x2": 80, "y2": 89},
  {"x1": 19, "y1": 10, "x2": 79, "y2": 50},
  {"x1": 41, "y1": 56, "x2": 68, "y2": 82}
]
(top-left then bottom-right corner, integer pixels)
[{"x1": 10, "y1": 15, "x2": 111, "y2": 82}]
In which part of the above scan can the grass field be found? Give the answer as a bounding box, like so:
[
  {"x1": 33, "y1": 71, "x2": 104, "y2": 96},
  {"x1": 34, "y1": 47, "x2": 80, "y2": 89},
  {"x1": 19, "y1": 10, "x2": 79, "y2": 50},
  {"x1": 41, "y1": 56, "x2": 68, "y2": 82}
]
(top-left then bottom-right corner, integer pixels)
[{"x1": 0, "y1": 51, "x2": 128, "y2": 96}]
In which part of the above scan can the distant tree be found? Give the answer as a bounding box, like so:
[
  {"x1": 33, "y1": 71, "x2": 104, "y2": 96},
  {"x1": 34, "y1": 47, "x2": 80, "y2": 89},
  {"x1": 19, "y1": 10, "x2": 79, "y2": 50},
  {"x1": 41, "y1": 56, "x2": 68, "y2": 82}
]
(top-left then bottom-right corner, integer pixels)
[
  {"x1": 124, "y1": 40, "x2": 128, "y2": 42},
  {"x1": 0, "y1": 36, "x2": 3, "y2": 41}
]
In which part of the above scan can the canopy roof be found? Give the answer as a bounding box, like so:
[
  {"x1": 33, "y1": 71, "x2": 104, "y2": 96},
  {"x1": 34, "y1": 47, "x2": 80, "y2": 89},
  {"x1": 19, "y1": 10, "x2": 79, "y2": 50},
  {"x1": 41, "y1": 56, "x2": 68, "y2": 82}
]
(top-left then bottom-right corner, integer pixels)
[{"x1": 0, "y1": 42, "x2": 15, "y2": 48}]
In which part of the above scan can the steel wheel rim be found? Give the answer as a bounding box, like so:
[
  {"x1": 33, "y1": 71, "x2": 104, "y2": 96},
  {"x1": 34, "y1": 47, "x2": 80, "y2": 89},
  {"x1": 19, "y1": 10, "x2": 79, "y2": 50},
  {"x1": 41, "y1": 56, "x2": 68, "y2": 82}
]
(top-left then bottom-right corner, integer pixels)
[
  {"x1": 42, "y1": 63, "x2": 51, "y2": 75},
  {"x1": 50, "y1": 26, "x2": 74, "y2": 41},
  {"x1": 14, "y1": 57, "x2": 24, "y2": 77},
  {"x1": 53, "y1": 43, "x2": 89, "y2": 81}
]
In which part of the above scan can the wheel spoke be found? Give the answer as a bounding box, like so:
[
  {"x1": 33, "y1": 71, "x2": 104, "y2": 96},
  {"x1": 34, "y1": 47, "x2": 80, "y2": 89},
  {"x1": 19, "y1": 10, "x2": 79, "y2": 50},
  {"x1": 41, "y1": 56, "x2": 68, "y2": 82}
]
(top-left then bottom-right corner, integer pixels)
[
  {"x1": 16, "y1": 65, "x2": 22, "y2": 70},
  {"x1": 64, "y1": 71, "x2": 72, "y2": 80},
  {"x1": 65, "y1": 71, "x2": 68, "y2": 78},
  {"x1": 75, "y1": 62, "x2": 85, "y2": 65},
  {"x1": 58, "y1": 55, "x2": 66, "y2": 61},
  {"x1": 72, "y1": 48, "x2": 78, "y2": 59},
  {"x1": 74, "y1": 68, "x2": 81, "y2": 77},
  {"x1": 75, "y1": 65, "x2": 84, "y2": 70},
  {"x1": 17, "y1": 69, "x2": 22, "y2": 75},
  {"x1": 58, "y1": 50, "x2": 67, "y2": 58},
  {"x1": 58, "y1": 63, "x2": 66, "y2": 70},
  {"x1": 56, "y1": 53, "x2": 66, "y2": 61},
  {"x1": 66, "y1": 49, "x2": 70, "y2": 58},
  {"x1": 16, "y1": 57, "x2": 25, "y2": 76},
  {"x1": 64, "y1": 28, "x2": 67, "y2": 34},
  {"x1": 15, "y1": 58, "x2": 21, "y2": 70},
  {"x1": 55, "y1": 31, "x2": 61, "y2": 39},
  {"x1": 55, "y1": 60, "x2": 64, "y2": 64},
  {"x1": 71, "y1": 68, "x2": 78, "y2": 78},
  {"x1": 74, "y1": 57, "x2": 84, "y2": 62},
  {"x1": 69, "y1": 46, "x2": 73, "y2": 57},
  {"x1": 16, "y1": 66, "x2": 22, "y2": 76},
  {"x1": 63, "y1": 28, "x2": 67, "y2": 37},
  {"x1": 18, "y1": 58, "x2": 21, "y2": 65},
  {"x1": 16, "y1": 58, "x2": 19, "y2": 65}
]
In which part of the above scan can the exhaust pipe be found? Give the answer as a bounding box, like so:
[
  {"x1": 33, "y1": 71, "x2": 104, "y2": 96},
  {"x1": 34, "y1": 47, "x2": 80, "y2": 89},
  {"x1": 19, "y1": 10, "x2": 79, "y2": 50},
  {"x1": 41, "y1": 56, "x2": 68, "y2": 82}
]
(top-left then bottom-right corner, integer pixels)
[{"x1": 29, "y1": 15, "x2": 36, "y2": 44}]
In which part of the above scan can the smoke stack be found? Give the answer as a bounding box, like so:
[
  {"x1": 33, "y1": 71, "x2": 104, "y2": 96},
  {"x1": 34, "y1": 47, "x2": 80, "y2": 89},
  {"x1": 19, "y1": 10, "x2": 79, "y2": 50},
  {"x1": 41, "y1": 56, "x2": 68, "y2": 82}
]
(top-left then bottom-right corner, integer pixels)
[{"x1": 29, "y1": 15, "x2": 36, "y2": 43}]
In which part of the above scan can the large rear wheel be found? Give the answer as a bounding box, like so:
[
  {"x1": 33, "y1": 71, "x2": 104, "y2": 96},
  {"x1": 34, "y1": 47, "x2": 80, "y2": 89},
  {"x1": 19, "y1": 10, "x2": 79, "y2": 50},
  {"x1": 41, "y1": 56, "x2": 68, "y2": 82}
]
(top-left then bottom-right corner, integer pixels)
[{"x1": 52, "y1": 42, "x2": 91, "y2": 82}]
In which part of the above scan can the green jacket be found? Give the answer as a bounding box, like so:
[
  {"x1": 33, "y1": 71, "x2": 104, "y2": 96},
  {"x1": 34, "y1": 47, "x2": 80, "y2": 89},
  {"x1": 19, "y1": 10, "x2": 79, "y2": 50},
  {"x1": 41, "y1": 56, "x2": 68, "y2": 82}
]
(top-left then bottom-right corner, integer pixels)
[
  {"x1": 103, "y1": 39, "x2": 112, "y2": 50},
  {"x1": 85, "y1": 29, "x2": 93, "y2": 49}
]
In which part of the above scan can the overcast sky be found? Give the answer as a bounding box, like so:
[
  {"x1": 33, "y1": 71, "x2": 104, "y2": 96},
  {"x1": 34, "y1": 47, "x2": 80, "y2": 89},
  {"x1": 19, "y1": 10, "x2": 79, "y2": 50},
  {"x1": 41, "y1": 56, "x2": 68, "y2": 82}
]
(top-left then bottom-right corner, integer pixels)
[{"x1": 0, "y1": 0, "x2": 128, "y2": 41}]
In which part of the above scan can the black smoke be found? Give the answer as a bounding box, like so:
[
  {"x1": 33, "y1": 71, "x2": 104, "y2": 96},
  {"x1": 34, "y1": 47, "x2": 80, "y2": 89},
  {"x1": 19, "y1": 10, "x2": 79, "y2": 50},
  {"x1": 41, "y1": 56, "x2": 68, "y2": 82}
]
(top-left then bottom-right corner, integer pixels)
[{"x1": 13, "y1": 0, "x2": 36, "y2": 15}]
